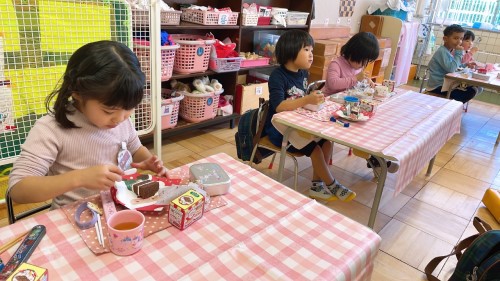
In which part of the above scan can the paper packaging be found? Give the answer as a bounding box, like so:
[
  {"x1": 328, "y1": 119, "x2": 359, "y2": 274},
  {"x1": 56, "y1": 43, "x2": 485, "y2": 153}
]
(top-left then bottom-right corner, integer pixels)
[
  {"x1": 234, "y1": 82, "x2": 269, "y2": 114},
  {"x1": 7, "y1": 263, "x2": 48, "y2": 281},
  {"x1": 189, "y1": 163, "x2": 231, "y2": 196},
  {"x1": 169, "y1": 189, "x2": 205, "y2": 230}
]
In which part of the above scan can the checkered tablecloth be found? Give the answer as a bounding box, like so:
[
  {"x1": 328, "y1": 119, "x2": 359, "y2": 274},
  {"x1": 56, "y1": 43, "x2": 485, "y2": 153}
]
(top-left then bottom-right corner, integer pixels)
[
  {"x1": 272, "y1": 90, "x2": 463, "y2": 195},
  {"x1": 0, "y1": 153, "x2": 381, "y2": 280}
]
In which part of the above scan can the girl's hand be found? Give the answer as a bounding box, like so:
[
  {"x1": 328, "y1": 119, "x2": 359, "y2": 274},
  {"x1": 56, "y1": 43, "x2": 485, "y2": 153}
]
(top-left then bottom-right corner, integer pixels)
[
  {"x1": 306, "y1": 90, "x2": 325, "y2": 105},
  {"x1": 78, "y1": 165, "x2": 123, "y2": 190},
  {"x1": 470, "y1": 46, "x2": 478, "y2": 54},
  {"x1": 356, "y1": 70, "x2": 370, "y2": 81},
  {"x1": 131, "y1": 155, "x2": 168, "y2": 177}
]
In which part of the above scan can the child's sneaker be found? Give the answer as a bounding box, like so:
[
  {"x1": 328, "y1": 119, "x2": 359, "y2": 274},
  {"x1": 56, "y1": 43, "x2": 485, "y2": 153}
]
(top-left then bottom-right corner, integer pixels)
[
  {"x1": 326, "y1": 180, "x2": 356, "y2": 202},
  {"x1": 367, "y1": 156, "x2": 399, "y2": 173},
  {"x1": 309, "y1": 184, "x2": 337, "y2": 202}
]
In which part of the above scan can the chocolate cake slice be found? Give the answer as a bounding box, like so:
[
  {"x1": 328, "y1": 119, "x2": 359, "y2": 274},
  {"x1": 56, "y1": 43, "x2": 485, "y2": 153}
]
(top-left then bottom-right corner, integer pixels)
[{"x1": 132, "y1": 180, "x2": 160, "y2": 199}]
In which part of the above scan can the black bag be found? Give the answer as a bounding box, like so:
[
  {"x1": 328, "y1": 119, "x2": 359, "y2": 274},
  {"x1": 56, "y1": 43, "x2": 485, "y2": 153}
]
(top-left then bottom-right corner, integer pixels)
[
  {"x1": 425, "y1": 217, "x2": 500, "y2": 281},
  {"x1": 234, "y1": 98, "x2": 272, "y2": 164}
]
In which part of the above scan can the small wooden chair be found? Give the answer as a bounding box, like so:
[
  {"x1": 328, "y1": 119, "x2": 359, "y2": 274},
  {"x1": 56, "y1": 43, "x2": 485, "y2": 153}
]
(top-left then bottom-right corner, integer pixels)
[
  {"x1": 6, "y1": 184, "x2": 51, "y2": 224},
  {"x1": 248, "y1": 98, "x2": 304, "y2": 190}
]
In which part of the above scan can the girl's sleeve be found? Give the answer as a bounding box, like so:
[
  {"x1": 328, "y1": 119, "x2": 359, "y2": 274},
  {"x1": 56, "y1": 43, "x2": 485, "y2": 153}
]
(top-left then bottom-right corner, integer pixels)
[
  {"x1": 126, "y1": 118, "x2": 143, "y2": 154},
  {"x1": 325, "y1": 60, "x2": 357, "y2": 93},
  {"x1": 8, "y1": 119, "x2": 60, "y2": 187}
]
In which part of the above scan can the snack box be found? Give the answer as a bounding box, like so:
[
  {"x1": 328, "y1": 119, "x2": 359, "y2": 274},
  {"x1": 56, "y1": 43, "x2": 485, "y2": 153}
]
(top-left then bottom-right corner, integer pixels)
[
  {"x1": 303, "y1": 103, "x2": 325, "y2": 112},
  {"x1": 7, "y1": 263, "x2": 48, "y2": 281},
  {"x1": 472, "y1": 72, "x2": 490, "y2": 81},
  {"x1": 168, "y1": 189, "x2": 205, "y2": 230},
  {"x1": 189, "y1": 163, "x2": 231, "y2": 196}
]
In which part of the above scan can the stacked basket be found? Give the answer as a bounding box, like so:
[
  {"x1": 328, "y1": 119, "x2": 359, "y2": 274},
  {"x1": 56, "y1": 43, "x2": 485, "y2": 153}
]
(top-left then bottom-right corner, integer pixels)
[
  {"x1": 179, "y1": 90, "x2": 223, "y2": 123},
  {"x1": 133, "y1": 44, "x2": 179, "y2": 81},
  {"x1": 171, "y1": 34, "x2": 215, "y2": 74}
]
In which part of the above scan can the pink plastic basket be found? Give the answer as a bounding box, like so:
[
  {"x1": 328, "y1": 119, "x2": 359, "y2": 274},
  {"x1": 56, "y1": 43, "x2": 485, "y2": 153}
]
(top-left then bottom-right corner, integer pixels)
[
  {"x1": 161, "y1": 89, "x2": 184, "y2": 129},
  {"x1": 181, "y1": 8, "x2": 239, "y2": 25},
  {"x1": 179, "y1": 91, "x2": 222, "y2": 123},
  {"x1": 240, "y1": 57, "x2": 270, "y2": 68},
  {"x1": 133, "y1": 44, "x2": 179, "y2": 81},
  {"x1": 171, "y1": 34, "x2": 215, "y2": 74},
  {"x1": 132, "y1": 9, "x2": 182, "y2": 26},
  {"x1": 209, "y1": 57, "x2": 242, "y2": 73}
]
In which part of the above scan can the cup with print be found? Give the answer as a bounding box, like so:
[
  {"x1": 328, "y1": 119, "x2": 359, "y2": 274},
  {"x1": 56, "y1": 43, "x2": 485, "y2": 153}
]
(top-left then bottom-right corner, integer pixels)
[
  {"x1": 107, "y1": 209, "x2": 145, "y2": 256},
  {"x1": 375, "y1": 85, "x2": 389, "y2": 97}
]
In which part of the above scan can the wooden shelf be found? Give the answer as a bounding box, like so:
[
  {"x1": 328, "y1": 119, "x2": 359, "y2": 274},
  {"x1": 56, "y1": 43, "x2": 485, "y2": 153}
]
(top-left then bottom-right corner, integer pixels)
[
  {"x1": 240, "y1": 24, "x2": 308, "y2": 30},
  {"x1": 162, "y1": 21, "x2": 240, "y2": 30},
  {"x1": 140, "y1": 114, "x2": 239, "y2": 142}
]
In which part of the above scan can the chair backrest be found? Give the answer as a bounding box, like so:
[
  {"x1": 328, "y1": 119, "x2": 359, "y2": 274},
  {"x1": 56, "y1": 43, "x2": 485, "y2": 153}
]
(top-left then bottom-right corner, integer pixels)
[
  {"x1": 252, "y1": 97, "x2": 269, "y2": 148},
  {"x1": 6, "y1": 184, "x2": 51, "y2": 224},
  {"x1": 419, "y1": 68, "x2": 430, "y2": 93}
]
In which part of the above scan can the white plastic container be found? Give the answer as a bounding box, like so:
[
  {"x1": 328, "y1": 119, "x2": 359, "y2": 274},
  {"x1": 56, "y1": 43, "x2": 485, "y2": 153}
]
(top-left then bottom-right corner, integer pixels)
[{"x1": 189, "y1": 163, "x2": 231, "y2": 196}]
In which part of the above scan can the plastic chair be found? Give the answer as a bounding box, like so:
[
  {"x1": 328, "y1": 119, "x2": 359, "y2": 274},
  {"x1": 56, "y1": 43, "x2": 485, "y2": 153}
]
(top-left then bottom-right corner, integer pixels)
[
  {"x1": 248, "y1": 98, "x2": 304, "y2": 190},
  {"x1": 6, "y1": 184, "x2": 51, "y2": 224}
]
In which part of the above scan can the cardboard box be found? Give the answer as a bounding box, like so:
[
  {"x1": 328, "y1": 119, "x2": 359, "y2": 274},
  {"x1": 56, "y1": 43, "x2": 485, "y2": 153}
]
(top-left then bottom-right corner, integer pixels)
[
  {"x1": 313, "y1": 40, "x2": 340, "y2": 56},
  {"x1": 168, "y1": 189, "x2": 205, "y2": 230},
  {"x1": 6, "y1": 263, "x2": 48, "y2": 281},
  {"x1": 234, "y1": 82, "x2": 269, "y2": 114},
  {"x1": 408, "y1": 64, "x2": 417, "y2": 81},
  {"x1": 312, "y1": 54, "x2": 337, "y2": 68},
  {"x1": 309, "y1": 24, "x2": 350, "y2": 39}
]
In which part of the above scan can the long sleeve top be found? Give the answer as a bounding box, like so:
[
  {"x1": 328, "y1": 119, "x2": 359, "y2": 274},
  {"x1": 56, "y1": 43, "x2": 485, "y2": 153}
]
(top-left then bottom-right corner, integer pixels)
[
  {"x1": 322, "y1": 56, "x2": 361, "y2": 95},
  {"x1": 427, "y1": 45, "x2": 464, "y2": 91},
  {"x1": 265, "y1": 65, "x2": 308, "y2": 145},
  {"x1": 8, "y1": 105, "x2": 142, "y2": 208}
]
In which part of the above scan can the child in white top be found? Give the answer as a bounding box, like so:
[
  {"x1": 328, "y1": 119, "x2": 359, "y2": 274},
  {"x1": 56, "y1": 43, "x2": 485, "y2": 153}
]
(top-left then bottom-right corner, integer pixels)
[{"x1": 9, "y1": 40, "x2": 167, "y2": 208}]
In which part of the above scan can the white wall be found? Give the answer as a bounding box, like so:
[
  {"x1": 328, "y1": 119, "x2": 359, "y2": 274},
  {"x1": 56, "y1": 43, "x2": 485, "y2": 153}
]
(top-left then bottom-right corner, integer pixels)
[{"x1": 311, "y1": 0, "x2": 373, "y2": 33}]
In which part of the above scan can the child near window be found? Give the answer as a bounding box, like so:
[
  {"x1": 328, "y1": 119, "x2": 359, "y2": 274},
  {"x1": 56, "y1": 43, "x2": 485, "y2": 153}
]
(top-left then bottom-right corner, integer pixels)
[
  {"x1": 9, "y1": 40, "x2": 167, "y2": 208},
  {"x1": 427, "y1": 24, "x2": 477, "y2": 103},
  {"x1": 461, "y1": 30, "x2": 479, "y2": 69},
  {"x1": 265, "y1": 29, "x2": 356, "y2": 202}
]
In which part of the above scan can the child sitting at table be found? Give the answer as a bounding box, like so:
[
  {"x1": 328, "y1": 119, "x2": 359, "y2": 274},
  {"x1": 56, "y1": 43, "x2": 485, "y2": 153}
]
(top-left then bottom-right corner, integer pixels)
[
  {"x1": 8, "y1": 40, "x2": 168, "y2": 209},
  {"x1": 265, "y1": 29, "x2": 356, "y2": 202},
  {"x1": 461, "y1": 30, "x2": 479, "y2": 69},
  {"x1": 323, "y1": 32, "x2": 399, "y2": 174},
  {"x1": 427, "y1": 24, "x2": 477, "y2": 103},
  {"x1": 322, "y1": 32, "x2": 379, "y2": 95}
]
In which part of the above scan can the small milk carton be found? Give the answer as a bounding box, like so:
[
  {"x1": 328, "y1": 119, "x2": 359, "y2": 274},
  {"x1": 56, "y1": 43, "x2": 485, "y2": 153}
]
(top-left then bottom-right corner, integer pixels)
[
  {"x1": 168, "y1": 189, "x2": 204, "y2": 230},
  {"x1": 7, "y1": 263, "x2": 48, "y2": 281}
]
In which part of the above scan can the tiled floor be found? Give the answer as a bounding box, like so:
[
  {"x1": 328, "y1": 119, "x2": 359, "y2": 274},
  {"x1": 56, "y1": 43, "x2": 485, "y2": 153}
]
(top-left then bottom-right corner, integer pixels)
[{"x1": 2, "y1": 86, "x2": 500, "y2": 280}]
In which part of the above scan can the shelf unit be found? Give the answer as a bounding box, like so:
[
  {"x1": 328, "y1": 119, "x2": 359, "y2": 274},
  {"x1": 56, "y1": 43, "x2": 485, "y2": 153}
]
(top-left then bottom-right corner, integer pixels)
[{"x1": 150, "y1": 0, "x2": 314, "y2": 148}]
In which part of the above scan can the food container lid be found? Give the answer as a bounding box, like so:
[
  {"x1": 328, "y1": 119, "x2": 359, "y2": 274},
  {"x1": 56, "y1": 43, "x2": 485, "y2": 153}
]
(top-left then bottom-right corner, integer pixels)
[
  {"x1": 344, "y1": 96, "x2": 359, "y2": 102},
  {"x1": 189, "y1": 163, "x2": 230, "y2": 185}
]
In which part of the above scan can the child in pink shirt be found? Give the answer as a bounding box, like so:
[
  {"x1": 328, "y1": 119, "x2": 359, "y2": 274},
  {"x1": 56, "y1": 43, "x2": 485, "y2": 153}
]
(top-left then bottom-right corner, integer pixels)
[
  {"x1": 323, "y1": 32, "x2": 379, "y2": 95},
  {"x1": 461, "y1": 30, "x2": 478, "y2": 68}
]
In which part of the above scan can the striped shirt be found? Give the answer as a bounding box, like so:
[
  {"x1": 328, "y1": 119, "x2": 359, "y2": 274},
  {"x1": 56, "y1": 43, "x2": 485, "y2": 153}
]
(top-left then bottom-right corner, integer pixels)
[{"x1": 8, "y1": 105, "x2": 142, "y2": 208}]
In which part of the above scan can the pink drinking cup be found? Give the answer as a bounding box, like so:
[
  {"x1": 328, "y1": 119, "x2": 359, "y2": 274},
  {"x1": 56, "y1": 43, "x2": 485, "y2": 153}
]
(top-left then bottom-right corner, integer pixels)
[{"x1": 107, "y1": 209, "x2": 145, "y2": 256}]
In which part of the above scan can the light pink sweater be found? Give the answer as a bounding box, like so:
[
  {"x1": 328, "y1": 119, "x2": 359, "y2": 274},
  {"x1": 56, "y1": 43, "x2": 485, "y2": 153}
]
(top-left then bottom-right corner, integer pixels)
[
  {"x1": 8, "y1": 105, "x2": 142, "y2": 208},
  {"x1": 323, "y1": 56, "x2": 362, "y2": 95}
]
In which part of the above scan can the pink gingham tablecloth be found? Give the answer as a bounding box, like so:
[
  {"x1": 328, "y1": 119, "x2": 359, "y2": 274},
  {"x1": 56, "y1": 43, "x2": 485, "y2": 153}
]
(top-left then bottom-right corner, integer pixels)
[
  {"x1": 0, "y1": 153, "x2": 380, "y2": 280},
  {"x1": 272, "y1": 90, "x2": 463, "y2": 195}
]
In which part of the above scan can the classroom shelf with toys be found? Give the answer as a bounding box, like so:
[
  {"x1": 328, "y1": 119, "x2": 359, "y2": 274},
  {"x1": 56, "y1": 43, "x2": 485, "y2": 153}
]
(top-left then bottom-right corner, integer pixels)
[{"x1": 150, "y1": 0, "x2": 315, "y2": 137}]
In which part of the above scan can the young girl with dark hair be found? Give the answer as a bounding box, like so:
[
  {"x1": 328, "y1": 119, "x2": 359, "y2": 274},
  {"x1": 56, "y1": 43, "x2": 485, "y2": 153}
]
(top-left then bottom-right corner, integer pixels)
[
  {"x1": 9, "y1": 40, "x2": 167, "y2": 208},
  {"x1": 265, "y1": 29, "x2": 356, "y2": 202},
  {"x1": 323, "y1": 32, "x2": 379, "y2": 95}
]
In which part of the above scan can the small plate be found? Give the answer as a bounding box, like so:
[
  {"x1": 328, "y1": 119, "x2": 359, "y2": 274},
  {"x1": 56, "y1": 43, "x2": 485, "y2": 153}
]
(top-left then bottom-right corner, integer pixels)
[{"x1": 335, "y1": 110, "x2": 371, "y2": 122}]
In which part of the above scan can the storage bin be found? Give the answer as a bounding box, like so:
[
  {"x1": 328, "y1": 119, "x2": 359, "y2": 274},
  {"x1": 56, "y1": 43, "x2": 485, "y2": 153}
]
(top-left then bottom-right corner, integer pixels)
[
  {"x1": 241, "y1": 13, "x2": 258, "y2": 26},
  {"x1": 270, "y1": 7, "x2": 287, "y2": 25},
  {"x1": 286, "y1": 11, "x2": 309, "y2": 25},
  {"x1": 181, "y1": 8, "x2": 239, "y2": 25},
  {"x1": 161, "y1": 89, "x2": 184, "y2": 129},
  {"x1": 179, "y1": 91, "x2": 222, "y2": 123},
  {"x1": 133, "y1": 44, "x2": 179, "y2": 81},
  {"x1": 132, "y1": 9, "x2": 182, "y2": 26},
  {"x1": 171, "y1": 34, "x2": 215, "y2": 74},
  {"x1": 240, "y1": 57, "x2": 270, "y2": 68},
  {"x1": 209, "y1": 57, "x2": 242, "y2": 73},
  {"x1": 370, "y1": 8, "x2": 408, "y2": 21},
  {"x1": 0, "y1": 80, "x2": 14, "y2": 132},
  {"x1": 253, "y1": 31, "x2": 283, "y2": 64}
]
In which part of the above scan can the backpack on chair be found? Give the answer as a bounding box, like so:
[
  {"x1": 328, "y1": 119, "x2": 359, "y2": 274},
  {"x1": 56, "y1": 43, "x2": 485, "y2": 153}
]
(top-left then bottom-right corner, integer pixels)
[
  {"x1": 425, "y1": 217, "x2": 500, "y2": 281},
  {"x1": 235, "y1": 98, "x2": 272, "y2": 164}
]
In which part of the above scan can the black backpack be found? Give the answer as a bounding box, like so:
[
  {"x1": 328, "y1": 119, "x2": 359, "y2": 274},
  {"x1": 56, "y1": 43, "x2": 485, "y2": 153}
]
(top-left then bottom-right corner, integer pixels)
[
  {"x1": 235, "y1": 98, "x2": 272, "y2": 164},
  {"x1": 425, "y1": 217, "x2": 500, "y2": 281}
]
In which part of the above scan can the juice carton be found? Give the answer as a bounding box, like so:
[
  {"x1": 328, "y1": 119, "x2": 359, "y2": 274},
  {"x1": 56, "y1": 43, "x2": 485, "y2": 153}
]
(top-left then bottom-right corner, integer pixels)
[
  {"x1": 7, "y1": 263, "x2": 48, "y2": 281},
  {"x1": 168, "y1": 189, "x2": 205, "y2": 230}
]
